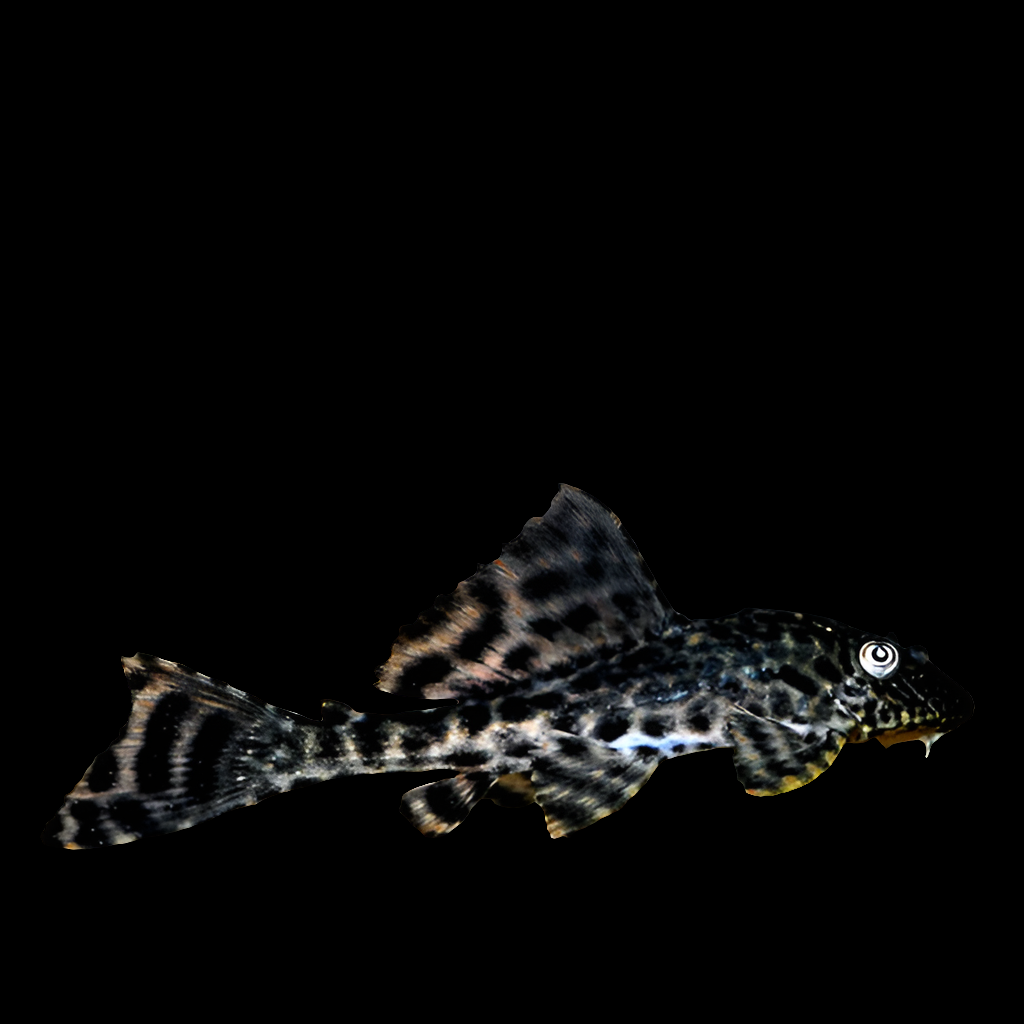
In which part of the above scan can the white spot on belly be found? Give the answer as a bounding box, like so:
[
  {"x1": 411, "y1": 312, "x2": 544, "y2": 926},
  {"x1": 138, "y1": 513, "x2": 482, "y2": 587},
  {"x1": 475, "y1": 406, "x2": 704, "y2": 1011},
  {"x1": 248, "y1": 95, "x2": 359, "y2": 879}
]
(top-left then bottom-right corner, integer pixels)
[{"x1": 606, "y1": 730, "x2": 717, "y2": 754}]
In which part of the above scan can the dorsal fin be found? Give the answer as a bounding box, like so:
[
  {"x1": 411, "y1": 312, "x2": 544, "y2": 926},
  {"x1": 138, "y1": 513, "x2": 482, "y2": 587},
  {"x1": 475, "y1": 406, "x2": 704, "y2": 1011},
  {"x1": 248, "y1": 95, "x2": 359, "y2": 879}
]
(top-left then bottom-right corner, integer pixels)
[{"x1": 375, "y1": 484, "x2": 677, "y2": 700}]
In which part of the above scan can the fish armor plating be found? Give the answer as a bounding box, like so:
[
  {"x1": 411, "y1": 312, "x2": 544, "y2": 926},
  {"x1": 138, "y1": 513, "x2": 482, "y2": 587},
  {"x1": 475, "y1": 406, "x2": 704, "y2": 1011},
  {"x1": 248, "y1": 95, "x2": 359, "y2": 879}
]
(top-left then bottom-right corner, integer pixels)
[{"x1": 42, "y1": 485, "x2": 974, "y2": 848}]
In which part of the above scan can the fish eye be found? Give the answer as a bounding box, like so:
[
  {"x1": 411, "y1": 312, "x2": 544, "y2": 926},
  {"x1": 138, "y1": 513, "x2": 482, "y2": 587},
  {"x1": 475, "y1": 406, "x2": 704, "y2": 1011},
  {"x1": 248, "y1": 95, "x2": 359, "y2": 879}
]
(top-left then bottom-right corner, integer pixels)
[{"x1": 859, "y1": 641, "x2": 900, "y2": 679}]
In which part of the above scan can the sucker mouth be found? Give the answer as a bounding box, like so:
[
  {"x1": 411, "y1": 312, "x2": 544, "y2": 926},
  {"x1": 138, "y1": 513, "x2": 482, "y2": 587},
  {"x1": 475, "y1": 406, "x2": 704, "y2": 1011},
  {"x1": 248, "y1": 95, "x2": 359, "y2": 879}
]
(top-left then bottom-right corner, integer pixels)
[{"x1": 872, "y1": 724, "x2": 943, "y2": 750}]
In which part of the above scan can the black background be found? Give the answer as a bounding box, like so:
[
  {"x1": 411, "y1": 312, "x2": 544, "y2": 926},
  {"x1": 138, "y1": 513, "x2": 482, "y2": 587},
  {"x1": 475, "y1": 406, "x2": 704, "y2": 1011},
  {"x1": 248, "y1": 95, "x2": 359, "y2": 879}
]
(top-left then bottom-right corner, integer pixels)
[
  {"x1": 27, "y1": 38, "x2": 1006, "y2": 949},
  {"x1": 17, "y1": 4, "x2": 1015, "y2": 1003}
]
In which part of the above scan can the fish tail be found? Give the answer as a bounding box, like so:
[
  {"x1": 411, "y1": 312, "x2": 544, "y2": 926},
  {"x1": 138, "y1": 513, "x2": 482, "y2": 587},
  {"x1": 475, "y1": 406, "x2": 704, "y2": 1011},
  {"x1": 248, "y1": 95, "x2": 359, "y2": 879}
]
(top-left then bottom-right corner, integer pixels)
[{"x1": 42, "y1": 654, "x2": 332, "y2": 849}]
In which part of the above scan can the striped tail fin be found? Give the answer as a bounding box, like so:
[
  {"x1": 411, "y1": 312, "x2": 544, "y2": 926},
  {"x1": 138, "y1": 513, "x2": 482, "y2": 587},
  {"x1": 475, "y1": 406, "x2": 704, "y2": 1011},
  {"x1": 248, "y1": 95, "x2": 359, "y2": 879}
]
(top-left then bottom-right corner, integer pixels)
[{"x1": 42, "y1": 654, "x2": 326, "y2": 849}]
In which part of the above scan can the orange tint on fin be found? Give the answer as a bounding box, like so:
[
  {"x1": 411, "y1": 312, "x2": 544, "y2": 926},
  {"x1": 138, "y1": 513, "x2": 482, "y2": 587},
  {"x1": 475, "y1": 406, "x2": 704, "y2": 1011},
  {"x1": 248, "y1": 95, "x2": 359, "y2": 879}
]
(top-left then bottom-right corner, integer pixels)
[
  {"x1": 743, "y1": 737, "x2": 846, "y2": 796},
  {"x1": 874, "y1": 726, "x2": 941, "y2": 750}
]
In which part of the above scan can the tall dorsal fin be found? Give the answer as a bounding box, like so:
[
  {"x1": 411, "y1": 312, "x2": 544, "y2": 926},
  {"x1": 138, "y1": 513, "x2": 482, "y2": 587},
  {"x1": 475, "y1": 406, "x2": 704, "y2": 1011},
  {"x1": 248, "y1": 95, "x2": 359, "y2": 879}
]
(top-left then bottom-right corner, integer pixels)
[{"x1": 375, "y1": 484, "x2": 677, "y2": 700}]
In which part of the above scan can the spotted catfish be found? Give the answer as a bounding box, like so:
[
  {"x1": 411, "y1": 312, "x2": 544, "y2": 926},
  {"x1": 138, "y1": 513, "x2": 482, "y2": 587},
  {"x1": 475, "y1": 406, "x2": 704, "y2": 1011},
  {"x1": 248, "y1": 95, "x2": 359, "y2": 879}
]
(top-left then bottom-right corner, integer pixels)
[{"x1": 42, "y1": 485, "x2": 974, "y2": 849}]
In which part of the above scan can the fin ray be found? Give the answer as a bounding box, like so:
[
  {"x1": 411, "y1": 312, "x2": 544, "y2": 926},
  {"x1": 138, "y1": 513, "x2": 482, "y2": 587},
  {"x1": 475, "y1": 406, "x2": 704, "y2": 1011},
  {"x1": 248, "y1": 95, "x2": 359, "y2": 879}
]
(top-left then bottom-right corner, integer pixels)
[
  {"x1": 376, "y1": 484, "x2": 677, "y2": 700},
  {"x1": 42, "y1": 655, "x2": 320, "y2": 849},
  {"x1": 729, "y1": 713, "x2": 847, "y2": 796},
  {"x1": 530, "y1": 733, "x2": 661, "y2": 837},
  {"x1": 400, "y1": 772, "x2": 499, "y2": 835}
]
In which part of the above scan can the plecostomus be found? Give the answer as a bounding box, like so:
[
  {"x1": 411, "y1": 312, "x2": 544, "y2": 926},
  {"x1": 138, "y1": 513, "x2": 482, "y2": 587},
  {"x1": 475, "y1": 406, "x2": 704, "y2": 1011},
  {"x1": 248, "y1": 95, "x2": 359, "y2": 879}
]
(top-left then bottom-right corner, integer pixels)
[{"x1": 43, "y1": 484, "x2": 974, "y2": 848}]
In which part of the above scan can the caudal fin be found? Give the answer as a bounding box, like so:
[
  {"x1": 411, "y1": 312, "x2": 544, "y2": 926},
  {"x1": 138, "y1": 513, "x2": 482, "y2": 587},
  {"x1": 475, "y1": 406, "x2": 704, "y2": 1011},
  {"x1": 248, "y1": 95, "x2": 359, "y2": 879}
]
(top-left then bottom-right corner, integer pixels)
[{"x1": 42, "y1": 654, "x2": 321, "y2": 849}]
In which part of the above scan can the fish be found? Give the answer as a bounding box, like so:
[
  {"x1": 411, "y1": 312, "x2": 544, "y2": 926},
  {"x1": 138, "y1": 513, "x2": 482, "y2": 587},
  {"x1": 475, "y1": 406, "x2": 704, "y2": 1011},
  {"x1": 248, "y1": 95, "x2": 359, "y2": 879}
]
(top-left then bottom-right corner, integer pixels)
[{"x1": 41, "y1": 484, "x2": 975, "y2": 849}]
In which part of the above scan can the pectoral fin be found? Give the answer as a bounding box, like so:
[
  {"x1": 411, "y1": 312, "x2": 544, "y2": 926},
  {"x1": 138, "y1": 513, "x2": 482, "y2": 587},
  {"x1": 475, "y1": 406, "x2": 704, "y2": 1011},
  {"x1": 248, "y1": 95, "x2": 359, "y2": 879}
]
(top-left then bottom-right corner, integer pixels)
[{"x1": 729, "y1": 714, "x2": 846, "y2": 796}]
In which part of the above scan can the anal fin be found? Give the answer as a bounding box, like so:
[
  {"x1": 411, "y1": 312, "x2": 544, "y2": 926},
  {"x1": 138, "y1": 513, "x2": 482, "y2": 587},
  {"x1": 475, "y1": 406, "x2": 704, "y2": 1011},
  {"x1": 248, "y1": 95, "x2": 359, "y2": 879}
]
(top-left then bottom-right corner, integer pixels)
[{"x1": 400, "y1": 772, "x2": 498, "y2": 836}]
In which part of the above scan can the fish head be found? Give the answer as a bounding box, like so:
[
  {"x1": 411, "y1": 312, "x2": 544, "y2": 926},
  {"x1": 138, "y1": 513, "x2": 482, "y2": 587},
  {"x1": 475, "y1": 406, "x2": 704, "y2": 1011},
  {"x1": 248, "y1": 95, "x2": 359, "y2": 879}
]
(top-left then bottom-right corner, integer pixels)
[{"x1": 847, "y1": 636, "x2": 974, "y2": 756}]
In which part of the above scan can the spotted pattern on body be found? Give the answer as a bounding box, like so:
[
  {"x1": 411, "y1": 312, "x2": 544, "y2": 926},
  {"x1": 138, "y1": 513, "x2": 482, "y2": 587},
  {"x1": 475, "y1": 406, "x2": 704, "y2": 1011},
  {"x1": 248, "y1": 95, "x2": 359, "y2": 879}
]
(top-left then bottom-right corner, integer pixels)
[{"x1": 42, "y1": 485, "x2": 974, "y2": 848}]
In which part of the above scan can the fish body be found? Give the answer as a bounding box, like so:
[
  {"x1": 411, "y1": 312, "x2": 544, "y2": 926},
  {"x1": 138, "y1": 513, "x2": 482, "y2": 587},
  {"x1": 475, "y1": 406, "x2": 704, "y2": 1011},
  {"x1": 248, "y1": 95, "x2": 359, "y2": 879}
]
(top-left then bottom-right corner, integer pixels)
[{"x1": 43, "y1": 484, "x2": 974, "y2": 848}]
